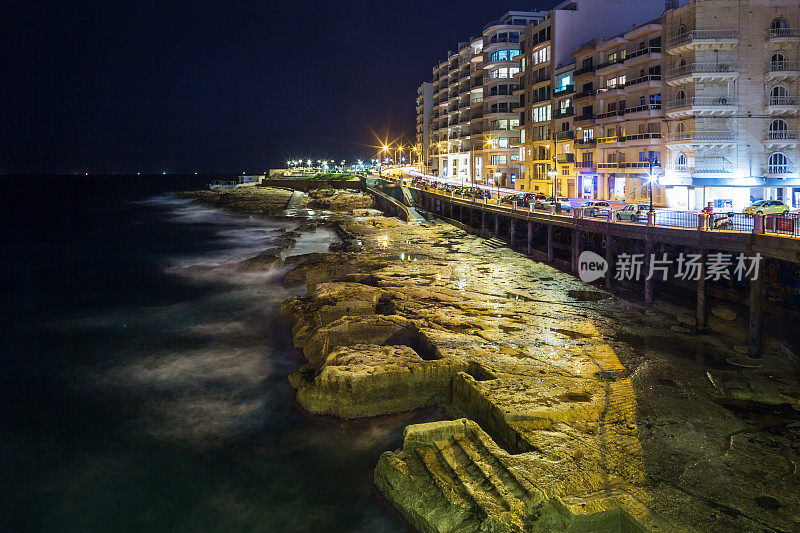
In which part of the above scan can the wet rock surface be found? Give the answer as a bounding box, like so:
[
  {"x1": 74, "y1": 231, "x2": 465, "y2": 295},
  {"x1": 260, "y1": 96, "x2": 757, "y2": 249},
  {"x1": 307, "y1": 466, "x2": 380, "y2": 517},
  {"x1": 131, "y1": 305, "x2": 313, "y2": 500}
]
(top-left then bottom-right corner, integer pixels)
[{"x1": 190, "y1": 188, "x2": 800, "y2": 532}]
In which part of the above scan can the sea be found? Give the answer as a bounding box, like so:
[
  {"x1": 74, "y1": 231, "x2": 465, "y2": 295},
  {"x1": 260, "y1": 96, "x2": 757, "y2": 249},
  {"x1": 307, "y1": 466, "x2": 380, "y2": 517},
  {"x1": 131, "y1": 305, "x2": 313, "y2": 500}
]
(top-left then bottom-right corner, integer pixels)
[{"x1": 0, "y1": 175, "x2": 440, "y2": 532}]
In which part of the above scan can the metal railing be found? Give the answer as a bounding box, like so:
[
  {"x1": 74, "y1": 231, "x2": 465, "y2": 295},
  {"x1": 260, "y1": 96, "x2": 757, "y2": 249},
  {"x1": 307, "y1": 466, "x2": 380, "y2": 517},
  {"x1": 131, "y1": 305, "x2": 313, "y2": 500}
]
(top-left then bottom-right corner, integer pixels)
[
  {"x1": 624, "y1": 74, "x2": 662, "y2": 87},
  {"x1": 666, "y1": 62, "x2": 739, "y2": 78},
  {"x1": 554, "y1": 84, "x2": 574, "y2": 94},
  {"x1": 767, "y1": 164, "x2": 797, "y2": 174},
  {"x1": 765, "y1": 214, "x2": 800, "y2": 236},
  {"x1": 625, "y1": 103, "x2": 662, "y2": 114},
  {"x1": 668, "y1": 30, "x2": 738, "y2": 47},
  {"x1": 665, "y1": 97, "x2": 738, "y2": 109},
  {"x1": 555, "y1": 130, "x2": 575, "y2": 140},
  {"x1": 553, "y1": 107, "x2": 574, "y2": 118},
  {"x1": 667, "y1": 131, "x2": 736, "y2": 142},
  {"x1": 766, "y1": 96, "x2": 799, "y2": 106},
  {"x1": 574, "y1": 65, "x2": 595, "y2": 76},
  {"x1": 596, "y1": 109, "x2": 624, "y2": 119},
  {"x1": 764, "y1": 130, "x2": 798, "y2": 140},
  {"x1": 767, "y1": 28, "x2": 800, "y2": 39},
  {"x1": 596, "y1": 57, "x2": 626, "y2": 70},
  {"x1": 768, "y1": 61, "x2": 800, "y2": 72},
  {"x1": 625, "y1": 46, "x2": 662, "y2": 60}
]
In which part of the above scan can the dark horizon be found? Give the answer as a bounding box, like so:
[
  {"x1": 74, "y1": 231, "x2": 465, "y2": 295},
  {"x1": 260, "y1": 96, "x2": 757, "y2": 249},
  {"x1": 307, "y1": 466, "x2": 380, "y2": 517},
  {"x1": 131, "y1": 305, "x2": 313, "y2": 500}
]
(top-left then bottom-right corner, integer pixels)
[{"x1": 2, "y1": 1, "x2": 560, "y2": 175}]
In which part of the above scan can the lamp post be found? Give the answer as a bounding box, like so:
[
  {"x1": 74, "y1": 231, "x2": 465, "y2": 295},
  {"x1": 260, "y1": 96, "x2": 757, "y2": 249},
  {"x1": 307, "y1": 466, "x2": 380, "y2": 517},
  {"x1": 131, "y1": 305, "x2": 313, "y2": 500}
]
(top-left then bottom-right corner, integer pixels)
[
  {"x1": 647, "y1": 155, "x2": 660, "y2": 213},
  {"x1": 494, "y1": 171, "x2": 501, "y2": 204}
]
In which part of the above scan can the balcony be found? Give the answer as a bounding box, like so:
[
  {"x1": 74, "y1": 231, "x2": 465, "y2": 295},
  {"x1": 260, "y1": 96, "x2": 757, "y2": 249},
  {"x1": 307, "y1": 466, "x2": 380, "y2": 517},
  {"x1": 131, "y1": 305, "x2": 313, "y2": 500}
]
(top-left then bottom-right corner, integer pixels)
[
  {"x1": 575, "y1": 161, "x2": 595, "y2": 170},
  {"x1": 765, "y1": 95, "x2": 800, "y2": 115},
  {"x1": 553, "y1": 107, "x2": 574, "y2": 119},
  {"x1": 763, "y1": 130, "x2": 799, "y2": 148},
  {"x1": 574, "y1": 113, "x2": 595, "y2": 124},
  {"x1": 574, "y1": 88, "x2": 594, "y2": 100},
  {"x1": 766, "y1": 28, "x2": 800, "y2": 46},
  {"x1": 574, "y1": 64, "x2": 595, "y2": 77},
  {"x1": 665, "y1": 96, "x2": 738, "y2": 117},
  {"x1": 554, "y1": 84, "x2": 574, "y2": 96},
  {"x1": 596, "y1": 85, "x2": 627, "y2": 99},
  {"x1": 555, "y1": 130, "x2": 575, "y2": 141},
  {"x1": 666, "y1": 62, "x2": 739, "y2": 85},
  {"x1": 557, "y1": 153, "x2": 575, "y2": 164},
  {"x1": 595, "y1": 109, "x2": 625, "y2": 122},
  {"x1": 666, "y1": 131, "x2": 736, "y2": 150},
  {"x1": 667, "y1": 30, "x2": 738, "y2": 54},
  {"x1": 766, "y1": 164, "x2": 797, "y2": 176},
  {"x1": 624, "y1": 74, "x2": 662, "y2": 91},
  {"x1": 597, "y1": 133, "x2": 663, "y2": 147},
  {"x1": 624, "y1": 103, "x2": 663, "y2": 118},
  {"x1": 575, "y1": 137, "x2": 596, "y2": 146},
  {"x1": 596, "y1": 57, "x2": 626, "y2": 75},
  {"x1": 767, "y1": 61, "x2": 800, "y2": 80},
  {"x1": 624, "y1": 47, "x2": 662, "y2": 67}
]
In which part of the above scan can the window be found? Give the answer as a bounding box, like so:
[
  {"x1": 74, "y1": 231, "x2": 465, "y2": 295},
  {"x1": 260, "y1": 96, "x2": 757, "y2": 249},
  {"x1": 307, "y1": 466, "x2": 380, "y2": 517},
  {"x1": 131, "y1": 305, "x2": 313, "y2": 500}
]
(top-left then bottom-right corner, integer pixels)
[
  {"x1": 770, "y1": 85, "x2": 789, "y2": 105},
  {"x1": 675, "y1": 25, "x2": 687, "y2": 37},
  {"x1": 490, "y1": 155, "x2": 499, "y2": 165},
  {"x1": 768, "y1": 152, "x2": 789, "y2": 173},
  {"x1": 649, "y1": 93, "x2": 661, "y2": 105},
  {"x1": 532, "y1": 105, "x2": 551, "y2": 122},
  {"x1": 675, "y1": 89, "x2": 686, "y2": 102},
  {"x1": 498, "y1": 137, "x2": 509, "y2": 148},
  {"x1": 769, "y1": 119, "x2": 788, "y2": 139},
  {"x1": 676, "y1": 122, "x2": 686, "y2": 134},
  {"x1": 770, "y1": 17, "x2": 790, "y2": 37},
  {"x1": 510, "y1": 154, "x2": 520, "y2": 161},
  {"x1": 532, "y1": 46, "x2": 550, "y2": 65},
  {"x1": 608, "y1": 52, "x2": 617, "y2": 63},
  {"x1": 771, "y1": 53, "x2": 788, "y2": 71},
  {"x1": 582, "y1": 129, "x2": 593, "y2": 142},
  {"x1": 499, "y1": 155, "x2": 508, "y2": 165},
  {"x1": 676, "y1": 154, "x2": 687, "y2": 170}
]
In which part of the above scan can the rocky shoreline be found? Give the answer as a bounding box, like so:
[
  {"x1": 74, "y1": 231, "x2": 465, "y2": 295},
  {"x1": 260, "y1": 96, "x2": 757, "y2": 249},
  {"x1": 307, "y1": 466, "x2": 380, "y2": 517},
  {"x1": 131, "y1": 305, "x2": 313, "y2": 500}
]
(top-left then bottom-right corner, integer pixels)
[{"x1": 184, "y1": 186, "x2": 800, "y2": 532}]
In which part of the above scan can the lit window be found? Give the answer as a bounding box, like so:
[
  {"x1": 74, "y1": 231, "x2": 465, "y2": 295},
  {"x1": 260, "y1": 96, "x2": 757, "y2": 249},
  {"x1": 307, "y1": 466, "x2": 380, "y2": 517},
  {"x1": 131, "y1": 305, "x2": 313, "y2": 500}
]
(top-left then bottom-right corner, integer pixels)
[{"x1": 768, "y1": 152, "x2": 789, "y2": 173}]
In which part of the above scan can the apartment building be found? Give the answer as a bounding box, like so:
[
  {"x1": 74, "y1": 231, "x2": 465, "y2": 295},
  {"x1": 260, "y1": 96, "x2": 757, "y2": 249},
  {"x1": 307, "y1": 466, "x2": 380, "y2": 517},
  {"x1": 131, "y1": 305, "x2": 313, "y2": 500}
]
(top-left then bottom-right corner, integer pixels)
[
  {"x1": 415, "y1": 82, "x2": 433, "y2": 172},
  {"x1": 426, "y1": 11, "x2": 548, "y2": 187},
  {"x1": 518, "y1": 0, "x2": 668, "y2": 195},
  {"x1": 662, "y1": 0, "x2": 800, "y2": 210},
  {"x1": 572, "y1": 20, "x2": 668, "y2": 205}
]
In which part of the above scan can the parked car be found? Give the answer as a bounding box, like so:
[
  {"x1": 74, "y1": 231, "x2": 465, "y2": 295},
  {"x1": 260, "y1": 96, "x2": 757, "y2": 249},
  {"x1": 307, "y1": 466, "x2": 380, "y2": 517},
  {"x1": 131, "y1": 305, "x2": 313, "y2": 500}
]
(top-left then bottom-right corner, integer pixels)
[
  {"x1": 744, "y1": 200, "x2": 790, "y2": 216},
  {"x1": 540, "y1": 197, "x2": 572, "y2": 212},
  {"x1": 500, "y1": 194, "x2": 528, "y2": 207},
  {"x1": 581, "y1": 201, "x2": 611, "y2": 217},
  {"x1": 616, "y1": 204, "x2": 651, "y2": 222}
]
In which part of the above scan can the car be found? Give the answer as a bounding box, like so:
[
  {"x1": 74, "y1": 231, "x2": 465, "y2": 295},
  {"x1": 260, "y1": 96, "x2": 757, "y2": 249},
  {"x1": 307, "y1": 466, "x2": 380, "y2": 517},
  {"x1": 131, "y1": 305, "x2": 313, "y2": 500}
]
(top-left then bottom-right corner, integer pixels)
[
  {"x1": 744, "y1": 200, "x2": 789, "y2": 216},
  {"x1": 616, "y1": 204, "x2": 651, "y2": 222},
  {"x1": 540, "y1": 196, "x2": 572, "y2": 212},
  {"x1": 581, "y1": 201, "x2": 611, "y2": 217}
]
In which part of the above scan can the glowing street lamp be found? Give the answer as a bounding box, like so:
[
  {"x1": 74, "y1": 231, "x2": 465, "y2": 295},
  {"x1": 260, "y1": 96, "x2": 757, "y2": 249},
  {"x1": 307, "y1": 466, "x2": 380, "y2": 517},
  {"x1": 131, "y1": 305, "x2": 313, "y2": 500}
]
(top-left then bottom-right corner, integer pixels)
[{"x1": 647, "y1": 156, "x2": 661, "y2": 213}]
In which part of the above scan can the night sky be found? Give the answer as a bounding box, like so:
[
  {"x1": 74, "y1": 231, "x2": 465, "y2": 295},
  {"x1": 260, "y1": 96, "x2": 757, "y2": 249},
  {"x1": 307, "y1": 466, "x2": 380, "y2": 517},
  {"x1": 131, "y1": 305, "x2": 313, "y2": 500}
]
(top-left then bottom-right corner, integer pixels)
[{"x1": 2, "y1": 1, "x2": 560, "y2": 175}]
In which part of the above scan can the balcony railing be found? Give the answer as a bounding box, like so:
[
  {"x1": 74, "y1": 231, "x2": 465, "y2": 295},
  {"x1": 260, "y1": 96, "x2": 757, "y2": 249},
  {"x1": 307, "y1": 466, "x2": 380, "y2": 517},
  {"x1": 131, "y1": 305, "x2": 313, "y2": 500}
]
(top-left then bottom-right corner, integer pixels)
[
  {"x1": 667, "y1": 131, "x2": 736, "y2": 142},
  {"x1": 596, "y1": 57, "x2": 625, "y2": 70},
  {"x1": 575, "y1": 113, "x2": 595, "y2": 122},
  {"x1": 625, "y1": 103, "x2": 662, "y2": 114},
  {"x1": 574, "y1": 88, "x2": 594, "y2": 99},
  {"x1": 767, "y1": 28, "x2": 800, "y2": 39},
  {"x1": 575, "y1": 138, "x2": 596, "y2": 145},
  {"x1": 666, "y1": 62, "x2": 739, "y2": 78},
  {"x1": 667, "y1": 30, "x2": 738, "y2": 47},
  {"x1": 575, "y1": 161, "x2": 595, "y2": 169},
  {"x1": 574, "y1": 64, "x2": 595, "y2": 76},
  {"x1": 598, "y1": 133, "x2": 663, "y2": 144},
  {"x1": 767, "y1": 164, "x2": 797, "y2": 174},
  {"x1": 554, "y1": 84, "x2": 575, "y2": 95},
  {"x1": 665, "y1": 97, "x2": 738, "y2": 109},
  {"x1": 766, "y1": 95, "x2": 799, "y2": 106},
  {"x1": 553, "y1": 107, "x2": 574, "y2": 119},
  {"x1": 624, "y1": 74, "x2": 661, "y2": 87},
  {"x1": 767, "y1": 61, "x2": 800, "y2": 72},
  {"x1": 764, "y1": 130, "x2": 798, "y2": 140},
  {"x1": 625, "y1": 46, "x2": 661, "y2": 60},
  {"x1": 596, "y1": 109, "x2": 624, "y2": 119},
  {"x1": 555, "y1": 130, "x2": 575, "y2": 140}
]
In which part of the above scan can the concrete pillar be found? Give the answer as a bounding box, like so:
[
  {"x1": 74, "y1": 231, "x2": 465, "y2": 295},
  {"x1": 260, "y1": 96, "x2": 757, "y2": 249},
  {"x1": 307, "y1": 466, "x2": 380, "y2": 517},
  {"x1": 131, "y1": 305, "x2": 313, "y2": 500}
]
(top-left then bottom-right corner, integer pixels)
[
  {"x1": 547, "y1": 225, "x2": 554, "y2": 263},
  {"x1": 697, "y1": 250, "x2": 707, "y2": 329},
  {"x1": 571, "y1": 228, "x2": 580, "y2": 274},
  {"x1": 644, "y1": 239, "x2": 653, "y2": 306},
  {"x1": 495, "y1": 214, "x2": 500, "y2": 237},
  {"x1": 527, "y1": 221, "x2": 534, "y2": 256},
  {"x1": 449, "y1": 201, "x2": 454, "y2": 219},
  {"x1": 605, "y1": 234, "x2": 613, "y2": 290},
  {"x1": 749, "y1": 273, "x2": 763, "y2": 358},
  {"x1": 510, "y1": 219, "x2": 516, "y2": 245},
  {"x1": 481, "y1": 210, "x2": 486, "y2": 230}
]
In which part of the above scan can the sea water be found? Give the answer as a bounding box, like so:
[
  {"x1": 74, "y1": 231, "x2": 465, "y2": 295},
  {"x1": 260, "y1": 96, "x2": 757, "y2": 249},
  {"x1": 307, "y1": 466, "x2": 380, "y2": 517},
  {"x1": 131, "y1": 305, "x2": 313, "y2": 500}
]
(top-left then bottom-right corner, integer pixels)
[{"x1": 0, "y1": 176, "x2": 441, "y2": 531}]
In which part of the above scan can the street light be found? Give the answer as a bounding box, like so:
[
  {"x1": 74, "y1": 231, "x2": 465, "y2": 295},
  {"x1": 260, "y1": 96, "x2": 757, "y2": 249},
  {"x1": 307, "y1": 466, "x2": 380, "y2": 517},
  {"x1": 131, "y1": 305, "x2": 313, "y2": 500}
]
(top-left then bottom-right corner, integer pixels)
[
  {"x1": 647, "y1": 156, "x2": 661, "y2": 213},
  {"x1": 547, "y1": 160, "x2": 559, "y2": 213},
  {"x1": 494, "y1": 171, "x2": 501, "y2": 204}
]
